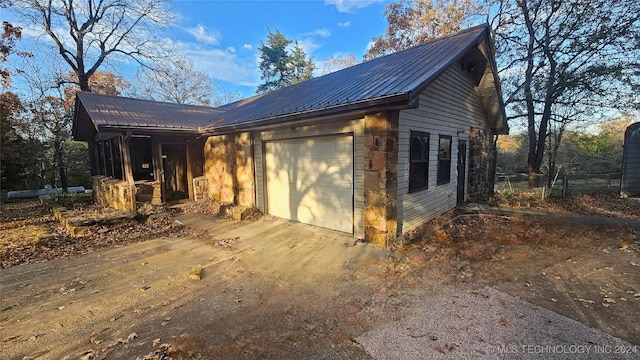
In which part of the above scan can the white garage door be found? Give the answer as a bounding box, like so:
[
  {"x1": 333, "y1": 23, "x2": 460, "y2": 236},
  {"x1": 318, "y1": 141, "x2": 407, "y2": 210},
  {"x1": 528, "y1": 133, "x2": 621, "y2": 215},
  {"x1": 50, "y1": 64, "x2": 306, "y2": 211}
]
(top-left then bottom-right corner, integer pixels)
[{"x1": 265, "y1": 135, "x2": 353, "y2": 233}]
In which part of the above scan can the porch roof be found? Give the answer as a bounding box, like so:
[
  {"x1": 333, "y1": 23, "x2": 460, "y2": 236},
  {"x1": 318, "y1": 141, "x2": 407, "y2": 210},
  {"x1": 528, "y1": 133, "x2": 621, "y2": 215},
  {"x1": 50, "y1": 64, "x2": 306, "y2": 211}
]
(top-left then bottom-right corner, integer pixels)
[{"x1": 73, "y1": 92, "x2": 224, "y2": 141}]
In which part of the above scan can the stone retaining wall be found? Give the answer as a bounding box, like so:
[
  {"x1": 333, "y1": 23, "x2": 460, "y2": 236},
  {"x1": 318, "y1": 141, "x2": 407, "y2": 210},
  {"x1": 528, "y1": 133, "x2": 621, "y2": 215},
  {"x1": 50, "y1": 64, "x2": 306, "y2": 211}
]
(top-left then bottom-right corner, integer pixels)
[{"x1": 92, "y1": 176, "x2": 136, "y2": 211}]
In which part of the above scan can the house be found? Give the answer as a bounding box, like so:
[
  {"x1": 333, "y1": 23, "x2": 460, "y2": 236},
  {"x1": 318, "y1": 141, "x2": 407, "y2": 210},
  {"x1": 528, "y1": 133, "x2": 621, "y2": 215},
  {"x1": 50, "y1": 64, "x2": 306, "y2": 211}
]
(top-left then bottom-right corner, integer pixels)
[{"x1": 73, "y1": 24, "x2": 508, "y2": 247}]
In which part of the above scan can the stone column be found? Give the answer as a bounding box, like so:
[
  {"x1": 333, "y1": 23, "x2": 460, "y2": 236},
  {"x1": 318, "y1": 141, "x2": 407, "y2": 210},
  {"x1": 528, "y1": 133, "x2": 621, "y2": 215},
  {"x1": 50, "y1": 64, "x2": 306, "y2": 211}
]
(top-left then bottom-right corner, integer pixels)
[
  {"x1": 468, "y1": 127, "x2": 496, "y2": 201},
  {"x1": 204, "y1": 132, "x2": 255, "y2": 207},
  {"x1": 363, "y1": 111, "x2": 399, "y2": 248}
]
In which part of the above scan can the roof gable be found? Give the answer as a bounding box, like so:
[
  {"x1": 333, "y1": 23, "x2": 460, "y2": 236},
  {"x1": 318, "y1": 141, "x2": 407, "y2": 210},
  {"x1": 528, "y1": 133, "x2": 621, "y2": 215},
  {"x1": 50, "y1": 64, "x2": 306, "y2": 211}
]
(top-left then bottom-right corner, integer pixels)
[{"x1": 204, "y1": 24, "x2": 505, "y2": 132}]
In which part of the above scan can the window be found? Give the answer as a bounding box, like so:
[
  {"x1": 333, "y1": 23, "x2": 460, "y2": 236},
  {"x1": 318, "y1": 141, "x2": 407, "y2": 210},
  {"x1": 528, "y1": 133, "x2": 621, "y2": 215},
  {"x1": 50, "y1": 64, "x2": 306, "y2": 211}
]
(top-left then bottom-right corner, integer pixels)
[
  {"x1": 94, "y1": 136, "x2": 123, "y2": 180},
  {"x1": 409, "y1": 131, "x2": 430, "y2": 192},
  {"x1": 437, "y1": 135, "x2": 452, "y2": 185}
]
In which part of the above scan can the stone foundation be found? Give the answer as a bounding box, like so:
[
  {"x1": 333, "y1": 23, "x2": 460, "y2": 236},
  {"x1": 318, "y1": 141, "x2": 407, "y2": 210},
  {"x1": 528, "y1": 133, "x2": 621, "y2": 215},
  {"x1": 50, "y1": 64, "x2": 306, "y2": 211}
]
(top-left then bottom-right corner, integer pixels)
[
  {"x1": 193, "y1": 176, "x2": 209, "y2": 201},
  {"x1": 363, "y1": 111, "x2": 399, "y2": 248},
  {"x1": 135, "y1": 181, "x2": 162, "y2": 205},
  {"x1": 92, "y1": 176, "x2": 136, "y2": 211}
]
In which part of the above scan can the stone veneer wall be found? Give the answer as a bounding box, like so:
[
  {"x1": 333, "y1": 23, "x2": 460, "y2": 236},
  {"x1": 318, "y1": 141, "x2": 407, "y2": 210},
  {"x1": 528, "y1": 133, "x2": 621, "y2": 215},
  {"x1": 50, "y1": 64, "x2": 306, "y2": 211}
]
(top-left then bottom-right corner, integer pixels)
[
  {"x1": 192, "y1": 176, "x2": 209, "y2": 201},
  {"x1": 135, "y1": 181, "x2": 162, "y2": 205},
  {"x1": 363, "y1": 111, "x2": 399, "y2": 248},
  {"x1": 203, "y1": 132, "x2": 255, "y2": 206},
  {"x1": 92, "y1": 176, "x2": 136, "y2": 211},
  {"x1": 468, "y1": 127, "x2": 496, "y2": 201}
]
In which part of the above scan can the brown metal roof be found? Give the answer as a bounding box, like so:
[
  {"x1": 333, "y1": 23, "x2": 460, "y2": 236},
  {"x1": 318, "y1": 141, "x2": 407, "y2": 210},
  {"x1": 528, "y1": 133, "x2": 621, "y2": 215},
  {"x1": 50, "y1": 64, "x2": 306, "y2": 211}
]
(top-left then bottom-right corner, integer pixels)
[
  {"x1": 204, "y1": 24, "x2": 506, "y2": 133},
  {"x1": 73, "y1": 24, "x2": 507, "y2": 140},
  {"x1": 73, "y1": 92, "x2": 224, "y2": 140}
]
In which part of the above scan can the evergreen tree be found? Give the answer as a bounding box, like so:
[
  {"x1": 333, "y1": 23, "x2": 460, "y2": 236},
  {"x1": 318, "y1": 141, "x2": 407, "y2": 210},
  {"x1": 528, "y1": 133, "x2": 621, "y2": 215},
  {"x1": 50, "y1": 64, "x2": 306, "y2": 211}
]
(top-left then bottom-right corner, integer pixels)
[
  {"x1": 289, "y1": 41, "x2": 315, "y2": 85},
  {"x1": 257, "y1": 30, "x2": 314, "y2": 94}
]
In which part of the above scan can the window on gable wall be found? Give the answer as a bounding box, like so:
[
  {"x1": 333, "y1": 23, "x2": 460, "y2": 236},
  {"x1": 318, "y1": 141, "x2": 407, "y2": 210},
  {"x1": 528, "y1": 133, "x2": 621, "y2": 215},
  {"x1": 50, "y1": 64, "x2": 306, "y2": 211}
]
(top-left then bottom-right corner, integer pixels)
[
  {"x1": 437, "y1": 135, "x2": 452, "y2": 185},
  {"x1": 409, "y1": 131, "x2": 430, "y2": 192}
]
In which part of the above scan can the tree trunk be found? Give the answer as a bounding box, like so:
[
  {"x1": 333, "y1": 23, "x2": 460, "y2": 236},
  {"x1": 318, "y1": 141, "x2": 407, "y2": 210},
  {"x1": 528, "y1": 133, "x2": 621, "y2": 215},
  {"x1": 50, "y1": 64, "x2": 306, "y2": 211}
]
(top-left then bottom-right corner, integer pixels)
[
  {"x1": 78, "y1": 72, "x2": 91, "y2": 92},
  {"x1": 54, "y1": 139, "x2": 68, "y2": 192}
]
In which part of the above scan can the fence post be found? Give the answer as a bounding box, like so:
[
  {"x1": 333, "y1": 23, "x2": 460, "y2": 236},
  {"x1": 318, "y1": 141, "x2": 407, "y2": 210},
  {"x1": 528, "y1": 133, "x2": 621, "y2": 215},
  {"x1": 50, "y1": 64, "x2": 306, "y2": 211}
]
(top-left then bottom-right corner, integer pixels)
[{"x1": 562, "y1": 175, "x2": 569, "y2": 199}]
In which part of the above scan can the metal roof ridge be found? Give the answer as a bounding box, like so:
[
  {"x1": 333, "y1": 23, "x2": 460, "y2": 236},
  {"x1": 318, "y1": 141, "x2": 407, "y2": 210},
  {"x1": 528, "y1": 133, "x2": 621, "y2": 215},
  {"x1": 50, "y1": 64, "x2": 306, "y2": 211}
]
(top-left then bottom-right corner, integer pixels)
[{"x1": 77, "y1": 91, "x2": 227, "y2": 112}]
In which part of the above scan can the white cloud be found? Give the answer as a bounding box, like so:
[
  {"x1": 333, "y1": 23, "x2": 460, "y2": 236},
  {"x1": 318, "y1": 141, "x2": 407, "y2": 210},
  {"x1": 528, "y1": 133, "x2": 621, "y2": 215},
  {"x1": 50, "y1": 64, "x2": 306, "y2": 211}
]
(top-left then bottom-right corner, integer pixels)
[
  {"x1": 296, "y1": 38, "x2": 321, "y2": 55},
  {"x1": 176, "y1": 42, "x2": 260, "y2": 87},
  {"x1": 186, "y1": 24, "x2": 220, "y2": 44},
  {"x1": 338, "y1": 21, "x2": 351, "y2": 27},
  {"x1": 243, "y1": 43, "x2": 253, "y2": 50},
  {"x1": 227, "y1": 46, "x2": 236, "y2": 53},
  {"x1": 324, "y1": 0, "x2": 384, "y2": 13},
  {"x1": 306, "y1": 28, "x2": 331, "y2": 38}
]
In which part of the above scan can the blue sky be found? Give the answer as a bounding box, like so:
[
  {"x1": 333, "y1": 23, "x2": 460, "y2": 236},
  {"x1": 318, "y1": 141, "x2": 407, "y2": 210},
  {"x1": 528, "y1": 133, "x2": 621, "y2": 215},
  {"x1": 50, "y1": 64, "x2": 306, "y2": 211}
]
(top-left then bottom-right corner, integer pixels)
[{"x1": 5, "y1": 0, "x2": 391, "y2": 99}]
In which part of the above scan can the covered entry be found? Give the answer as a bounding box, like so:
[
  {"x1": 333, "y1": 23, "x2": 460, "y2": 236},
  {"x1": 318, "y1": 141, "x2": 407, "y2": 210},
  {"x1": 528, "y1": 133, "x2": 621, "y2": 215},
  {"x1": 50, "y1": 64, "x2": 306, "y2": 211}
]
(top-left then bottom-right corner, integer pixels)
[
  {"x1": 264, "y1": 135, "x2": 354, "y2": 233},
  {"x1": 162, "y1": 143, "x2": 189, "y2": 201}
]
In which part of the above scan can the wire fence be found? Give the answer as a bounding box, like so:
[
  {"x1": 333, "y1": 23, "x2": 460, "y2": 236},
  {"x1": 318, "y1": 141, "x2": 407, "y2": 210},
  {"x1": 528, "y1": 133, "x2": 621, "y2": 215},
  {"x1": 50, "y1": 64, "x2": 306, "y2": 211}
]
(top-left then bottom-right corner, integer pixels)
[{"x1": 495, "y1": 173, "x2": 622, "y2": 198}]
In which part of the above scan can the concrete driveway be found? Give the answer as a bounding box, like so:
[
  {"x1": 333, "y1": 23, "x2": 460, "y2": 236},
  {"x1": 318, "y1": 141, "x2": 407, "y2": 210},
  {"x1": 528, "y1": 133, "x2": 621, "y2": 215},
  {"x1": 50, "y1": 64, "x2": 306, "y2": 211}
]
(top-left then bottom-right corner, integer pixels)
[
  {"x1": 2, "y1": 212, "x2": 638, "y2": 359},
  {"x1": 1, "y1": 214, "x2": 387, "y2": 359}
]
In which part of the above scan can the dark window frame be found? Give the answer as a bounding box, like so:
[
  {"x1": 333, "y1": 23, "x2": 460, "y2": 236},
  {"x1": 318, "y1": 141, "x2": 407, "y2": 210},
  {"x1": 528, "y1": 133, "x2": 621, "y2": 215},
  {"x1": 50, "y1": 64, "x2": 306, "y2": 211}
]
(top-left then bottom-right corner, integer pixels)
[
  {"x1": 437, "y1": 134, "x2": 452, "y2": 185},
  {"x1": 409, "y1": 131, "x2": 430, "y2": 192}
]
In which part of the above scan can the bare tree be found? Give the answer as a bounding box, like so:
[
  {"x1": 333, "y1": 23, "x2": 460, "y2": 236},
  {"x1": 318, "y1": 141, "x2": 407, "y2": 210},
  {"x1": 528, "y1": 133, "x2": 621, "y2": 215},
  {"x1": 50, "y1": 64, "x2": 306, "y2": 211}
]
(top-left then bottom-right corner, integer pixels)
[
  {"x1": 321, "y1": 54, "x2": 357, "y2": 74},
  {"x1": 133, "y1": 58, "x2": 242, "y2": 106},
  {"x1": 492, "y1": 0, "x2": 640, "y2": 187},
  {"x1": 8, "y1": 0, "x2": 175, "y2": 91},
  {"x1": 366, "y1": 0, "x2": 640, "y2": 188},
  {"x1": 133, "y1": 59, "x2": 214, "y2": 106},
  {"x1": 19, "y1": 64, "x2": 129, "y2": 190}
]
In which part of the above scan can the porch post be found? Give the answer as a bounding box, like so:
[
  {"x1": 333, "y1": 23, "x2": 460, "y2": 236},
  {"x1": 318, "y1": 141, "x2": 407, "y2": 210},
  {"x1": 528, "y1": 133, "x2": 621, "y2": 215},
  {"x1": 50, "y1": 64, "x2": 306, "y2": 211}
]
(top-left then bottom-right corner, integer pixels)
[
  {"x1": 186, "y1": 140, "x2": 194, "y2": 200},
  {"x1": 121, "y1": 131, "x2": 134, "y2": 183},
  {"x1": 151, "y1": 137, "x2": 164, "y2": 202}
]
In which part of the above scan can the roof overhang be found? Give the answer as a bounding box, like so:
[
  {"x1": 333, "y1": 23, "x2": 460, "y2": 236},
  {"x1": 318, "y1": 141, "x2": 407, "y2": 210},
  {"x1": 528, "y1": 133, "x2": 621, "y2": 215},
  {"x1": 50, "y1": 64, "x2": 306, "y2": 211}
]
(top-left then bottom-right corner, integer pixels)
[{"x1": 203, "y1": 93, "x2": 412, "y2": 134}]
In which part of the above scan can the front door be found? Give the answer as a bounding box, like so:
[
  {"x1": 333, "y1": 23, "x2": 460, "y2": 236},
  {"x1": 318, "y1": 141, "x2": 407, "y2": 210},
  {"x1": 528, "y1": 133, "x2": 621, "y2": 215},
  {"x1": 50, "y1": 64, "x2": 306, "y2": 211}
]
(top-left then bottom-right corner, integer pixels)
[
  {"x1": 161, "y1": 144, "x2": 188, "y2": 201},
  {"x1": 457, "y1": 140, "x2": 467, "y2": 206}
]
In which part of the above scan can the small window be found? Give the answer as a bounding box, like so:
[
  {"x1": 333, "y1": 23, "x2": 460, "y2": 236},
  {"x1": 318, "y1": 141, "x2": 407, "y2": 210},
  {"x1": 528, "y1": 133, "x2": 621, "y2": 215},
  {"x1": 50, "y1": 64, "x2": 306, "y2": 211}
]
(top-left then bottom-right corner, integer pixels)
[
  {"x1": 409, "y1": 131, "x2": 430, "y2": 192},
  {"x1": 437, "y1": 135, "x2": 452, "y2": 185}
]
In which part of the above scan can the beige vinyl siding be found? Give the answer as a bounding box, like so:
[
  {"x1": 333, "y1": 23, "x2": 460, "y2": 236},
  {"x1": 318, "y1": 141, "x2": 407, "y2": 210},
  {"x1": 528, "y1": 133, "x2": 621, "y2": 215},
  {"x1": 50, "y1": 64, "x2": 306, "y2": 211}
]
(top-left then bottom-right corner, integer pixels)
[
  {"x1": 397, "y1": 64, "x2": 488, "y2": 234},
  {"x1": 255, "y1": 118, "x2": 365, "y2": 239}
]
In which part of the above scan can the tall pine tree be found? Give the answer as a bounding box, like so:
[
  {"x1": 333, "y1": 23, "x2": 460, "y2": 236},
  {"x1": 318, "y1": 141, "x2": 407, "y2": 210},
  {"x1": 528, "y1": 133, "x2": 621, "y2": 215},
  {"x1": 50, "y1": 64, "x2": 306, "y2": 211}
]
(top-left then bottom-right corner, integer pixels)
[{"x1": 257, "y1": 30, "x2": 314, "y2": 94}]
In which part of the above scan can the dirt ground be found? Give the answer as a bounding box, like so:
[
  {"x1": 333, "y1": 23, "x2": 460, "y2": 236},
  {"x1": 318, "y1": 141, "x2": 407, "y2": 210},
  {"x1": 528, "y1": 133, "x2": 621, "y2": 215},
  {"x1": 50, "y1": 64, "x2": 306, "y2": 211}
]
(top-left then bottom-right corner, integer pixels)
[{"x1": 1, "y1": 194, "x2": 639, "y2": 359}]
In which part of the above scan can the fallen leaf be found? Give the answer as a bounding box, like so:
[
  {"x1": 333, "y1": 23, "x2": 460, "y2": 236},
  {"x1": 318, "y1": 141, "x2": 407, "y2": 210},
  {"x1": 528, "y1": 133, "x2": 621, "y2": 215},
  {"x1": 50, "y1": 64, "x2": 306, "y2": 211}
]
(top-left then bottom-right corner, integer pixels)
[
  {"x1": 127, "y1": 332, "x2": 137, "y2": 341},
  {"x1": 3, "y1": 335, "x2": 19, "y2": 342},
  {"x1": 434, "y1": 346, "x2": 445, "y2": 354},
  {"x1": 603, "y1": 298, "x2": 616, "y2": 304},
  {"x1": 152, "y1": 338, "x2": 161, "y2": 346}
]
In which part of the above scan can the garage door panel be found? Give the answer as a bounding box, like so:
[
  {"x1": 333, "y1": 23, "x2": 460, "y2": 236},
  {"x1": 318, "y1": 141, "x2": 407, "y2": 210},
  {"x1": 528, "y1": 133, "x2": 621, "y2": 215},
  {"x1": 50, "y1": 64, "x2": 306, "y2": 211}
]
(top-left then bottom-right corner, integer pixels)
[{"x1": 265, "y1": 136, "x2": 353, "y2": 233}]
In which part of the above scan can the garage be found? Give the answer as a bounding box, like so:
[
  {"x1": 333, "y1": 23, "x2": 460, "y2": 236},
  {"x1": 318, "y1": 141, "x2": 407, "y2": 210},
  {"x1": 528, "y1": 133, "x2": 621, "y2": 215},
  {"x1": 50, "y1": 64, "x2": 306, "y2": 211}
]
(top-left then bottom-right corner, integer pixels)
[{"x1": 264, "y1": 135, "x2": 354, "y2": 233}]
